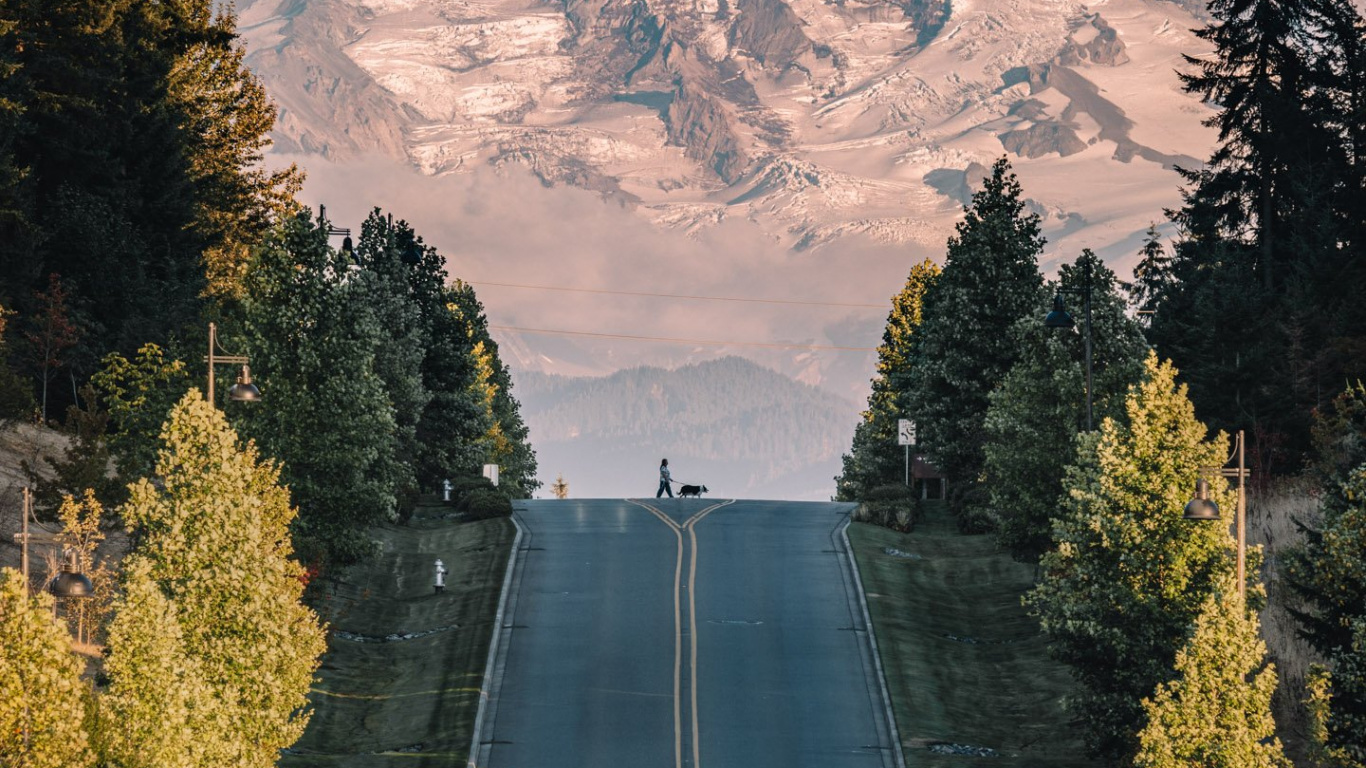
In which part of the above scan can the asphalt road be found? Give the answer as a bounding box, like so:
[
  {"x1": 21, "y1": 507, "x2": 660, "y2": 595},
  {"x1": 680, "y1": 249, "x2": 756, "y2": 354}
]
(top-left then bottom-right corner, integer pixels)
[{"x1": 475, "y1": 498, "x2": 899, "y2": 768}]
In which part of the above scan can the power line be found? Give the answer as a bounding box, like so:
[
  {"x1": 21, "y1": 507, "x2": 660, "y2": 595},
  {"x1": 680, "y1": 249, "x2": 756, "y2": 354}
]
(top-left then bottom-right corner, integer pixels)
[
  {"x1": 468, "y1": 280, "x2": 886, "y2": 309},
  {"x1": 488, "y1": 324, "x2": 877, "y2": 352}
]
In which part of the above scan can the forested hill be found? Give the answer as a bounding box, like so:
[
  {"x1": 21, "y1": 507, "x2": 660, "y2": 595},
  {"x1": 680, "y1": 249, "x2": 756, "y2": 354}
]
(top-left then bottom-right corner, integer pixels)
[{"x1": 514, "y1": 357, "x2": 858, "y2": 500}]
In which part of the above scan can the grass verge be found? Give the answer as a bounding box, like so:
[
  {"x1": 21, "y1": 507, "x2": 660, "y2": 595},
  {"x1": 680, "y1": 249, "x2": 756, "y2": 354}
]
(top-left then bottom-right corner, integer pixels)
[
  {"x1": 280, "y1": 506, "x2": 515, "y2": 768},
  {"x1": 849, "y1": 501, "x2": 1094, "y2": 768}
]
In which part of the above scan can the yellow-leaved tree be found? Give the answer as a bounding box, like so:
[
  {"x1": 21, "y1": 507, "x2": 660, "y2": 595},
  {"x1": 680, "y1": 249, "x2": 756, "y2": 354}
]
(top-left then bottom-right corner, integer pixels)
[
  {"x1": 0, "y1": 568, "x2": 95, "y2": 768},
  {"x1": 104, "y1": 391, "x2": 325, "y2": 766}
]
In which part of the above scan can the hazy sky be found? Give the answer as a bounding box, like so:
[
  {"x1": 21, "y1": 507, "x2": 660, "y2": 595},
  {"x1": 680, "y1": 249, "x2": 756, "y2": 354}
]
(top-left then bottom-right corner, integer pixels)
[{"x1": 282, "y1": 154, "x2": 930, "y2": 401}]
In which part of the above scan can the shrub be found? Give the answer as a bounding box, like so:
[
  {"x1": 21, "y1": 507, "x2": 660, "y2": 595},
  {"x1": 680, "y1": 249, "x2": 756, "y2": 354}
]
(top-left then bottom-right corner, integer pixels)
[
  {"x1": 855, "y1": 484, "x2": 920, "y2": 532},
  {"x1": 461, "y1": 488, "x2": 512, "y2": 521}
]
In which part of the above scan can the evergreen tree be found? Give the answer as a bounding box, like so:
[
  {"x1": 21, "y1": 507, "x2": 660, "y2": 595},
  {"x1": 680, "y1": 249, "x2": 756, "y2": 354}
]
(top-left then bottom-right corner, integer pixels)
[
  {"x1": 1026, "y1": 353, "x2": 1240, "y2": 761},
  {"x1": 98, "y1": 557, "x2": 208, "y2": 768},
  {"x1": 240, "y1": 210, "x2": 401, "y2": 567},
  {"x1": 985, "y1": 251, "x2": 1147, "y2": 561},
  {"x1": 1305, "y1": 614, "x2": 1366, "y2": 767},
  {"x1": 119, "y1": 391, "x2": 325, "y2": 765},
  {"x1": 416, "y1": 284, "x2": 496, "y2": 491},
  {"x1": 0, "y1": 303, "x2": 34, "y2": 419},
  {"x1": 1150, "y1": 0, "x2": 1363, "y2": 469},
  {"x1": 909, "y1": 157, "x2": 1044, "y2": 525},
  {"x1": 552, "y1": 473, "x2": 569, "y2": 499},
  {"x1": 1288, "y1": 382, "x2": 1366, "y2": 655},
  {"x1": 350, "y1": 211, "x2": 430, "y2": 499},
  {"x1": 446, "y1": 283, "x2": 539, "y2": 497},
  {"x1": 0, "y1": 568, "x2": 95, "y2": 768},
  {"x1": 1134, "y1": 576, "x2": 1290, "y2": 768},
  {"x1": 835, "y1": 259, "x2": 939, "y2": 501},
  {"x1": 1127, "y1": 223, "x2": 1171, "y2": 320}
]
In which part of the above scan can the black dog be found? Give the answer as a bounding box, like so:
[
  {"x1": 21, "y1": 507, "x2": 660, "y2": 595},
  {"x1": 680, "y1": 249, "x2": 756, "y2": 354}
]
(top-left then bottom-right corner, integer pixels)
[{"x1": 679, "y1": 484, "x2": 708, "y2": 498}]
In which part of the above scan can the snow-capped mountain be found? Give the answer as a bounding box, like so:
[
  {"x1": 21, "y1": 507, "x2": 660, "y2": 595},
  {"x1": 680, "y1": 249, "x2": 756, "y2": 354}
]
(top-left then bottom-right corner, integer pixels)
[{"x1": 239, "y1": 0, "x2": 1215, "y2": 265}]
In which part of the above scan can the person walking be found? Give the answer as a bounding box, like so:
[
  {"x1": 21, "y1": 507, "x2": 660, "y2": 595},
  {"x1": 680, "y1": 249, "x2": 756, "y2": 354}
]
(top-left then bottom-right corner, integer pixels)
[{"x1": 657, "y1": 458, "x2": 674, "y2": 498}]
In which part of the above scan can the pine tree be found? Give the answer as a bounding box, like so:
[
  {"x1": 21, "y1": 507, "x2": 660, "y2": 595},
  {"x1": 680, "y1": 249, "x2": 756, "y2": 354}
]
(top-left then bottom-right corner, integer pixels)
[
  {"x1": 1288, "y1": 382, "x2": 1366, "y2": 655},
  {"x1": 346, "y1": 211, "x2": 428, "y2": 499},
  {"x1": 985, "y1": 250, "x2": 1148, "y2": 560},
  {"x1": 1134, "y1": 576, "x2": 1290, "y2": 768},
  {"x1": 909, "y1": 157, "x2": 1044, "y2": 525},
  {"x1": 1127, "y1": 223, "x2": 1171, "y2": 320},
  {"x1": 1026, "y1": 353, "x2": 1240, "y2": 761},
  {"x1": 0, "y1": 568, "x2": 95, "y2": 768},
  {"x1": 22, "y1": 273, "x2": 79, "y2": 423},
  {"x1": 835, "y1": 258, "x2": 939, "y2": 501},
  {"x1": 1151, "y1": 0, "x2": 1361, "y2": 468},
  {"x1": 240, "y1": 210, "x2": 402, "y2": 566},
  {"x1": 119, "y1": 391, "x2": 325, "y2": 765}
]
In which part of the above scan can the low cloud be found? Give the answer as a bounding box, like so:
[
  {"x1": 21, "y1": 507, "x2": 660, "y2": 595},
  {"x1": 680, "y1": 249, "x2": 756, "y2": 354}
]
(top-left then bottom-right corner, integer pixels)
[{"x1": 276, "y1": 154, "x2": 929, "y2": 401}]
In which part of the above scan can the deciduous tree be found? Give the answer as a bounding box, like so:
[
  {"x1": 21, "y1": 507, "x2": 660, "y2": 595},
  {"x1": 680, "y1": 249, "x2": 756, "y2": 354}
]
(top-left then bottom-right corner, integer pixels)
[
  {"x1": 836, "y1": 259, "x2": 939, "y2": 501},
  {"x1": 1026, "y1": 353, "x2": 1240, "y2": 761},
  {"x1": 1134, "y1": 576, "x2": 1290, "y2": 768},
  {"x1": 118, "y1": 391, "x2": 324, "y2": 765},
  {"x1": 0, "y1": 568, "x2": 95, "y2": 768}
]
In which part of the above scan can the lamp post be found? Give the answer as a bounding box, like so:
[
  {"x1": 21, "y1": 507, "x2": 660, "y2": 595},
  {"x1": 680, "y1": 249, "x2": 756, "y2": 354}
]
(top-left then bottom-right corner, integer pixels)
[
  {"x1": 206, "y1": 322, "x2": 261, "y2": 405},
  {"x1": 1183, "y1": 429, "x2": 1248, "y2": 598},
  {"x1": 13, "y1": 486, "x2": 96, "y2": 599},
  {"x1": 1044, "y1": 259, "x2": 1094, "y2": 431},
  {"x1": 319, "y1": 204, "x2": 353, "y2": 253}
]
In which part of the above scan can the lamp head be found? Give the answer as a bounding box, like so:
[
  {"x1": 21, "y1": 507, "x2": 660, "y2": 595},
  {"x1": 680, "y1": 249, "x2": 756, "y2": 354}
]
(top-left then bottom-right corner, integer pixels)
[
  {"x1": 228, "y1": 365, "x2": 262, "y2": 402},
  {"x1": 1045, "y1": 294, "x2": 1075, "y2": 329},
  {"x1": 48, "y1": 556, "x2": 94, "y2": 598},
  {"x1": 1183, "y1": 478, "x2": 1221, "y2": 520}
]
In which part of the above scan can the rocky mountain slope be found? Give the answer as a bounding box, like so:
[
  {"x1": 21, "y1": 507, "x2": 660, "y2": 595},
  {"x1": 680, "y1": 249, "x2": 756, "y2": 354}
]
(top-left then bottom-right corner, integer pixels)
[{"x1": 239, "y1": 0, "x2": 1217, "y2": 268}]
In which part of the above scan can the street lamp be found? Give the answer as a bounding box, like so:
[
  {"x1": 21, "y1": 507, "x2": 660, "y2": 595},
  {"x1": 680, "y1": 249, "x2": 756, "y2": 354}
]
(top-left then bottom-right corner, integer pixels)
[
  {"x1": 1183, "y1": 429, "x2": 1248, "y2": 598},
  {"x1": 1044, "y1": 259, "x2": 1095, "y2": 431},
  {"x1": 206, "y1": 322, "x2": 261, "y2": 405},
  {"x1": 12, "y1": 487, "x2": 95, "y2": 599}
]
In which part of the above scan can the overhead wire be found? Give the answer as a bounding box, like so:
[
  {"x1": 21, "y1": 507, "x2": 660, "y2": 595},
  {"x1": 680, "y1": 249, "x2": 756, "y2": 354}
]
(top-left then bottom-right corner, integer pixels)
[
  {"x1": 467, "y1": 280, "x2": 886, "y2": 309},
  {"x1": 487, "y1": 324, "x2": 878, "y2": 352}
]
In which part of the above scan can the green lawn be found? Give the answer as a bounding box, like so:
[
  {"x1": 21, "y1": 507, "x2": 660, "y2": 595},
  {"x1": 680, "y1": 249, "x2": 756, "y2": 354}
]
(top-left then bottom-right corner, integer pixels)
[
  {"x1": 280, "y1": 507, "x2": 515, "y2": 768},
  {"x1": 849, "y1": 502, "x2": 1096, "y2": 768}
]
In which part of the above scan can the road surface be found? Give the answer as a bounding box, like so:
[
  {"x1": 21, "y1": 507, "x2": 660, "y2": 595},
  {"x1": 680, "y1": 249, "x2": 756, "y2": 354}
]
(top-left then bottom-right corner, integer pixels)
[{"x1": 473, "y1": 498, "x2": 900, "y2": 768}]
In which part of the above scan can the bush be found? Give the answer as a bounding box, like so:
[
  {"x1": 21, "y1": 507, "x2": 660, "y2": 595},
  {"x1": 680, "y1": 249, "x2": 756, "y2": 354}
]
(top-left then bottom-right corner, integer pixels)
[
  {"x1": 951, "y1": 483, "x2": 996, "y2": 535},
  {"x1": 446, "y1": 475, "x2": 494, "y2": 503},
  {"x1": 461, "y1": 488, "x2": 512, "y2": 520},
  {"x1": 855, "y1": 484, "x2": 919, "y2": 532}
]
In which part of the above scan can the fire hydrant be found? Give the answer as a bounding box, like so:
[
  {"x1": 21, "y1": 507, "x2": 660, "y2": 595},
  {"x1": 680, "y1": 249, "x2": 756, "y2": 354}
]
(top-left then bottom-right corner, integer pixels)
[
  {"x1": 434, "y1": 559, "x2": 448, "y2": 594},
  {"x1": 442, "y1": 479, "x2": 453, "y2": 503}
]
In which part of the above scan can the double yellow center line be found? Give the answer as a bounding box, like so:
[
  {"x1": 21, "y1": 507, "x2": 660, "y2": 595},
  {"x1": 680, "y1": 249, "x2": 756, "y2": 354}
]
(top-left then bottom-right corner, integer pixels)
[{"x1": 626, "y1": 498, "x2": 735, "y2": 768}]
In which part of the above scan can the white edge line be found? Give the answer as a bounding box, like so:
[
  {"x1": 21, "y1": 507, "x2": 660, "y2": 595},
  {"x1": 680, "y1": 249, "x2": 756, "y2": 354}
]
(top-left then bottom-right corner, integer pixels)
[
  {"x1": 468, "y1": 514, "x2": 525, "y2": 768},
  {"x1": 841, "y1": 519, "x2": 908, "y2": 768}
]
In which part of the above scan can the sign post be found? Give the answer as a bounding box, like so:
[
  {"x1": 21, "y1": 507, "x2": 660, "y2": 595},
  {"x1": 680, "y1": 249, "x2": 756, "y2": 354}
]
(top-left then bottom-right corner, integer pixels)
[{"x1": 897, "y1": 419, "x2": 916, "y2": 487}]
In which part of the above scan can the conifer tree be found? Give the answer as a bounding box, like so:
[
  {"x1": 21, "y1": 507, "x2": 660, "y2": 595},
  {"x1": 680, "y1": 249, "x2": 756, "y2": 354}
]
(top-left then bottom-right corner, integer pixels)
[
  {"x1": 1127, "y1": 224, "x2": 1171, "y2": 320},
  {"x1": 1026, "y1": 353, "x2": 1239, "y2": 761},
  {"x1": 118, "y1": 391, "x2": 325, "y2": 765},
  {"x1": 1134, "y1": 576, "x2": 1290, "y2": 768},
  {"x1": 836, "y1": 259, "x2": 939, "y2": 501},
  {"x1": 909, "y1": 157, "x2": 1044, "y2": 524},
  {"x1": 1288, "y1": 383, "x2": 1366, "y2": 655},
  {"x1": 0, "y1": 568, "x2": 95, "y2": 768},
  {"x1": 350, "y1": 212, "x2": 430, "y2": 498},
  {"x1": 241, "y1": 210, "x2": 402, "y2": 566},
  {"x1": 985, "y1": 251, "x2": 1147, "y2": 560}
]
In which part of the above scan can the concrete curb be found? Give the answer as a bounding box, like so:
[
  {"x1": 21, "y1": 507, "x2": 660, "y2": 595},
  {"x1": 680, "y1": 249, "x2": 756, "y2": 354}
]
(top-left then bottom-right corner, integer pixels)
[
  {"x1": 841, "y1": 519, "x2": 908, "y2": 768},
  {"x1": 467, "y1": 513, "x2": 525, "y2": 768}
]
